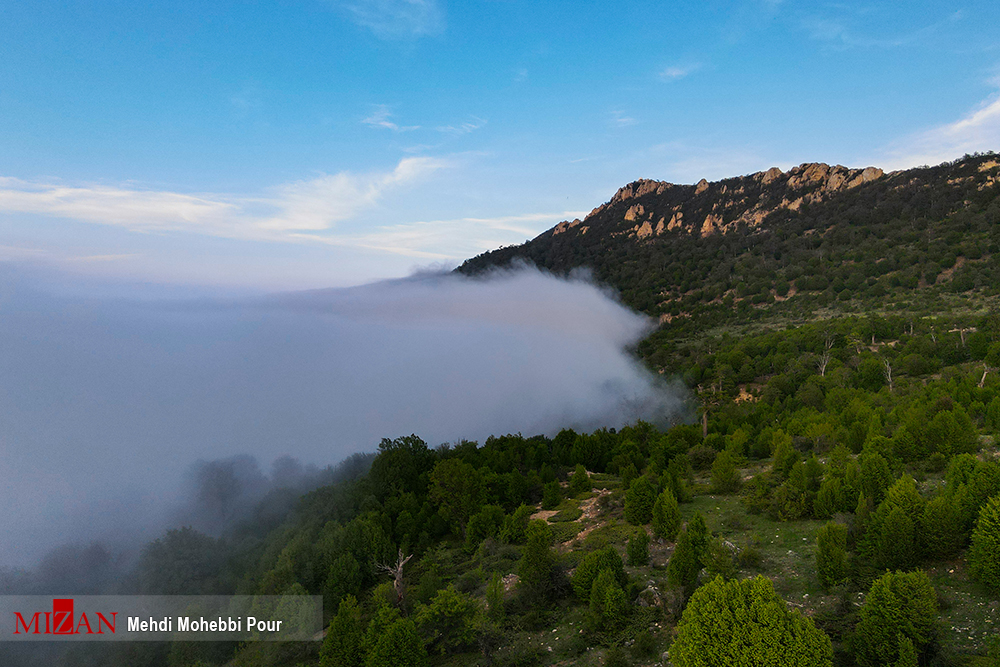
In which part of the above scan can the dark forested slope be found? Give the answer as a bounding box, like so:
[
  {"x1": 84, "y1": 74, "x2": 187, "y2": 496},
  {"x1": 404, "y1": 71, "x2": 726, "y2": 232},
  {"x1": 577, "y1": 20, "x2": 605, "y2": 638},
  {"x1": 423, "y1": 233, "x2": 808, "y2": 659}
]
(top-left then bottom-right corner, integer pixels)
[{"x1": 459, "y1": 153, "x2": 1000, "y2": 325}]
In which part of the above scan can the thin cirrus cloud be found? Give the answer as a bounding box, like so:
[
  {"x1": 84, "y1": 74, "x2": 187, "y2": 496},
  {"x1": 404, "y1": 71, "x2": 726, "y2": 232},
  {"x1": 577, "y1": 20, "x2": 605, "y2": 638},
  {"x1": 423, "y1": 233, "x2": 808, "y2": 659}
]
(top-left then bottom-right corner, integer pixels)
[
  {"x1": 335, "y1": 0, "x2": 444, "y2": 39},
  {"x1": 436, "y1": 117, "x2": 488, "y2": 135},
  {"x1": 658, "y1": 64, "x2": 699, "y2": 81},
  {"x1": 0, "y1": 157, "x2": 449, "y2": 244},
  {"x1": 610, "y1": 110, "x2": 638, "y2": 127},
  {"x1": 362, "y1": 105, "x2": 421, "y2": 132},
  {"x1": 300, "y1": 210, "x2": 590, "y2": 259},
  {"x1": 879, "y1": 93, "x2": 1000, "y2": 170}
]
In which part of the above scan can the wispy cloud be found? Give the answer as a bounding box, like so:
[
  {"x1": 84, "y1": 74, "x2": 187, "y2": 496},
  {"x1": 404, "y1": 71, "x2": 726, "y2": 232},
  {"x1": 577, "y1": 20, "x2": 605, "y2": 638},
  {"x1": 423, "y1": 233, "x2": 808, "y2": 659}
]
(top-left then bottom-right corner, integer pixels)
[
  {"x1": 879, "y1": 94, "x2": 1000, "y2": 170},
  {"x1": 658, "y1": 64, "x2": 699, "y2": 81},
  {"x1": 362, "y1": 105, "x2": 420, "y2": 131},
  {"x1": 335, "y1": 0, "x2": 444, "y2": 39},
  {"x1": 0, "y1": 158, "x2": 450, "y2": 246},
  {"x1": 294, "y1": 210, "x2": 590, "y2": 259},
  {"x1": 436, "y1": 117, "x2": 487, "y2": 135},
  {"x1": 801, "y1": 8, "x2": 963, "y2": 50},
  {"x1": 610, "y1": 110, "x2": 637, "y2": 127}
]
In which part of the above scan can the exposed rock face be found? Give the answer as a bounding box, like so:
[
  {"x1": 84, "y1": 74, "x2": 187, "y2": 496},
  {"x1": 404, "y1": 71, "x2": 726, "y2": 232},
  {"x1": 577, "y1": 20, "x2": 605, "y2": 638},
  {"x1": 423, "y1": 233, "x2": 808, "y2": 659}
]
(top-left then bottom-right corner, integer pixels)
[
  {"x1": 624, "y1": 204, "x2": 645, "y2": 222},
  {"x1": 539, "y1": 161, "x2": 887, "y2": 242}
]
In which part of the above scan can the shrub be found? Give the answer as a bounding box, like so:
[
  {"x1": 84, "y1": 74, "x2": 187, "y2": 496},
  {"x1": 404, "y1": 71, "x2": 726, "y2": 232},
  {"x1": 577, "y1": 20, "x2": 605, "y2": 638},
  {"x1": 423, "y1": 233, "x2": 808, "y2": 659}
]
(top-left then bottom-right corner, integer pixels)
[
  {"x1": 853, "y1": 570, "x2": 938, "y2": 667},
  {"x1": 669, "y1": 575, "x2": 833, "y2": 667}
]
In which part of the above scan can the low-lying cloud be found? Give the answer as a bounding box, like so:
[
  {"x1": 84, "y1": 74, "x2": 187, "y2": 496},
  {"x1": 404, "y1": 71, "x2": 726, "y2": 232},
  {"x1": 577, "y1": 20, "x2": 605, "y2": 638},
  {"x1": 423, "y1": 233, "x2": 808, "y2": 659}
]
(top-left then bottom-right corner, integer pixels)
[{"x1": 0, "y1": 264, "x2": 689, "y2": 567}]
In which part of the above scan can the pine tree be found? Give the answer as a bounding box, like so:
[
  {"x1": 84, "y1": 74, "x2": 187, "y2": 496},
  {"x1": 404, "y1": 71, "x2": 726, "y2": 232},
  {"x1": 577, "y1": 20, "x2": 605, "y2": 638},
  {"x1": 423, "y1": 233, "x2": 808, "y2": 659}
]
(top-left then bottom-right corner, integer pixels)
[
  {"x1": 667, "y1": 514, "x2": 709, "y2": 595},
  {"x1": 920, "y1": 494, "x2": 964, "y2": 560},
  {"x1": 652, "y1": 488, "x2": 681, "y2": 540},
  {"x1": 969, "y1": 494, "x2": 1000, "y2": 591},
  {"x1": 711, "y1": 449, "x2": 742, "y2": 494},
  {"x1": 568, "y1": 463, "x2": 592, "y2": 495},
  {"x1": 854, "y1": 570, "x2": 937, "y2": 667},
  {"x1": 517, "y1": 520, "x2": 554, "y2": 604},
  {"x1": 624, "y1": 475, "x2": 658, "y2": 525},
  {"x1": 320, "y1": 595, "x2": 363, "y2": 667},
  {"x1": 627, "y1": 529, "x2": 650, "y2": 566},
  {"x1": 572, "y1": 546, "x2": 626, "y2": 600},
  {"x1": 815, "y1": 522, "x2": 848, "y2": 591}
]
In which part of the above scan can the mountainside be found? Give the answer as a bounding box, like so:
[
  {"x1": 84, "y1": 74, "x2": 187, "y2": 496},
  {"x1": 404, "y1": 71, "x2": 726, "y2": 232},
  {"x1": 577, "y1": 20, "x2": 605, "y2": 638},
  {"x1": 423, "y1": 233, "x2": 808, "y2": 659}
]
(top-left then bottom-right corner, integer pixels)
[{"x1": 459, "y1": 154, "x2": 1000, "y2": 332}]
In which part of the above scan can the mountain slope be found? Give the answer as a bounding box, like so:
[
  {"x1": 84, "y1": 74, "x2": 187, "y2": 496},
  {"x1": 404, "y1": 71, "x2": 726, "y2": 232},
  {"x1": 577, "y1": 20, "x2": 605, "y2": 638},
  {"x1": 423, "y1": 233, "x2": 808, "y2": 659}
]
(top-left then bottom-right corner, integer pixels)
[{"x1": 458, "y1": 154, "x2": 1000, "y2": 333}]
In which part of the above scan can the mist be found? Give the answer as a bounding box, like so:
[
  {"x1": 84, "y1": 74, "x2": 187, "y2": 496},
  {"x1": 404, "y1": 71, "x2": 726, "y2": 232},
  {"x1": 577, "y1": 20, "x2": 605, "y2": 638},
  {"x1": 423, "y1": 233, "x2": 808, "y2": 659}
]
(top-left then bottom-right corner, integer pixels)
[{"x1": 0, "y1": 264, "x2": 689, "y2": 568}]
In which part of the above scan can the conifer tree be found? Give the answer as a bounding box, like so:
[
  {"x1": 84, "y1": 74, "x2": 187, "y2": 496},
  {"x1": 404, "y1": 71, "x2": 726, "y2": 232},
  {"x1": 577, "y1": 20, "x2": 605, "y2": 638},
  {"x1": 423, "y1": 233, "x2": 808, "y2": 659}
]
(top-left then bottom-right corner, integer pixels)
[
  {"x1": 854, "y1": 570, "x2": 937, "y2": 667},
  {"x1": 517, "y1": 520, "x2": 554, "y2": 604},
  {"x1": 669, "y1": 576, "x2": 833, "y2": 667},
  {"x1": 815, "y1": 522, "x2": 848, "y2": 591},
  {"x1": 627, "y1": 529, "x2": 650, "y2": 566},
  {"x1": 652, "y1": 488, "x2": 681, "y2": 540},
  {"x1": 624, "y1": 474, "x2": 657, "y2": 525},
  {"x1": 969, "y1": 494, "x2": 1000, "y2": 591},
  {"x1": 320, "y1": 595, "x2": 363, "y2": 667}
]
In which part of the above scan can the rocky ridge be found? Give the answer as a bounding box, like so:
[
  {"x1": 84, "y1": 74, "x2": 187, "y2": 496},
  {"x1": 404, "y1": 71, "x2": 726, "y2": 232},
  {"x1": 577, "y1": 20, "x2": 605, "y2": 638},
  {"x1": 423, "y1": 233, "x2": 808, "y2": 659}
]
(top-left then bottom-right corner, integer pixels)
[{"x1": 542, "y1": 162, "x2": 887, "y2": 244}]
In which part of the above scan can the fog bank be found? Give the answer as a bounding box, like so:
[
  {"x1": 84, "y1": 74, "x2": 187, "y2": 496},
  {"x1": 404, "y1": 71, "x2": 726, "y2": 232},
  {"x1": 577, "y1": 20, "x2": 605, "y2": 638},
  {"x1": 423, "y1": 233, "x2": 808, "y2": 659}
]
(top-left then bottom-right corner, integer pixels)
[{"x1": 0, "y1": 265, "x2": 688, "y2": 566}]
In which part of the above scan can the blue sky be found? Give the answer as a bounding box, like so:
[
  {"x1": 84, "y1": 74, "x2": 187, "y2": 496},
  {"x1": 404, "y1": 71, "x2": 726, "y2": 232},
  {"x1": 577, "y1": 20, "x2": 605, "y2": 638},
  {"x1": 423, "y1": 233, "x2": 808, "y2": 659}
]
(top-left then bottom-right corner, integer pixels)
[{"x1": 2, "y1": 0, "x2": 1000, "y2": 289}]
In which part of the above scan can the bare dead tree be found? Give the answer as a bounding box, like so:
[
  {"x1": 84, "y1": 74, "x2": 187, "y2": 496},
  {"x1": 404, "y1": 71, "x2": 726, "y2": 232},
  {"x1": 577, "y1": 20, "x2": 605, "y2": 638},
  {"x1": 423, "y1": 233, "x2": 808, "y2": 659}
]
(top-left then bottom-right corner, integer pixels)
[
  {"x1": 930, "y1": 326, "x2": 937, "y2": 344},
  {"x1": 377, "y1": 549, "x2": 414, "y2": 607},
  {"x1": 882, "y1": 358, "x2": 894, "y2": 393},
  {"x1": 980, "y1": 363, "x2": 993, "y2": 389},
  {"x1": 817, "y1": 335, "x2": 834, "y2": 377}
]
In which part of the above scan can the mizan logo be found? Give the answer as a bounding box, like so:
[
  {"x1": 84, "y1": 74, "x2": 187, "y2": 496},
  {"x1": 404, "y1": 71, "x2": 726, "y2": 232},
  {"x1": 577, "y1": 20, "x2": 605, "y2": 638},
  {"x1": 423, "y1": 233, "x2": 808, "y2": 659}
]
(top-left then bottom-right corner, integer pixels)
[{"x1": 14, "y1": 598, "x2": 117, "y2": 635}]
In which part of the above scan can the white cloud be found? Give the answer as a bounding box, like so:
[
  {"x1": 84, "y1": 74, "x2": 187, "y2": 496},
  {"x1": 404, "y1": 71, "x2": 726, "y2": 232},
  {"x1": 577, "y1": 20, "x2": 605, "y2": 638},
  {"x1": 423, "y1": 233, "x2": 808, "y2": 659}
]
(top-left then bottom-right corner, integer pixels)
[
  {"x1": 658, "y1": 64, "x2": 699, "y2": 81},
  {"x1": 362, "y1": 104, "x2": 420, "y2": 131},
  {"x1": 0, "y1": 157, "x2": 449, "y2": 243},
  {"x1": 335, "y1": 0, "x2": 443, "y2": 39},
  {"x1": 436, "y1": 117, "x2": 487, "y2": 135},
  {"x1": 879, "y1": 94, "x2": 1000, "y2": 170},
  {"x1": 610, "y1": 110, "x2": 638, "y2": 127},
  {"x1": 293, "y1": 210, "x2": 589, "y2": 259}
]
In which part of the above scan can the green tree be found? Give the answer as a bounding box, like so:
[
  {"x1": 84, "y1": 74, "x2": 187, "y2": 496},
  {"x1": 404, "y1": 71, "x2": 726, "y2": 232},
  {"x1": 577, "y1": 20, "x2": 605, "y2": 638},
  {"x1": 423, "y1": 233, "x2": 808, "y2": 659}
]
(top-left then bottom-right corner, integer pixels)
[
  {"x1": 517, "y1": 520, "x2": 554, "y2": 604},
  {"x1": 652, "y1": 488, "x2": 681, "y2": 540},
  {"x1": 624, "y1": 475, "x2": 658, "y2": 525},
  {"x1": 571, "y1": 546, "x2": 627, "y2": 600},
  {"x1": 815, "y1": 522, "x2": 848, "y2": 591},
  {"x1": 486, "y1": 573, "x2": 505, "y2": 623},
  {"x1": 464, "y1": 504, "x2": 504, "y2": 552},
  {"x1": 499, "y1": 504, "x2": 533, "y2": 544},
  {"x1": 667, "y1": 515, "x2": 709, "y2": 595},
  {"x1": 627, "y1": 529, "x2": 650, "y2": 566},
  {"x1": 894, "y1": 635, "x2": 918, "y2": 667},
  {"x1": 589, "y1": 569, "x2": 629, "y2": 629},
  {"x1": 711, "y1": 449, "x2": 742, "y2": 494},
  {"x1": 669, "y1": 575, "x2": 833, "y2": 667},
  {"x1": 854, "y1": 570, "x2": 938, "y2": 667},
  {"x1": 541, "y1": 480, "x2": 562, "y2": 510},
  {"x1": 429, "y1": 459, "x2": 484, "y2": 536},
  {"x1": 969, "y1": 494, "x2": 1000, "y2": 591},
  {"x1": 860, "y1": 476, "x2": 925, "y2": 575},
  {"x1": 920, "y1": 495, "x2": 964, "y2": 560},
  {"x1": 568, "y1": 464, "x2": 592, "y2": 495},
  {"x1": 320, "y1": 594, "x2": 363, "y2": 667},
  {"x1": 415, "y1": 585, "x2": 481, "y2": 655},
  {"x1": 365, "y1": 616, "x2": 428, "y2": 667}
]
